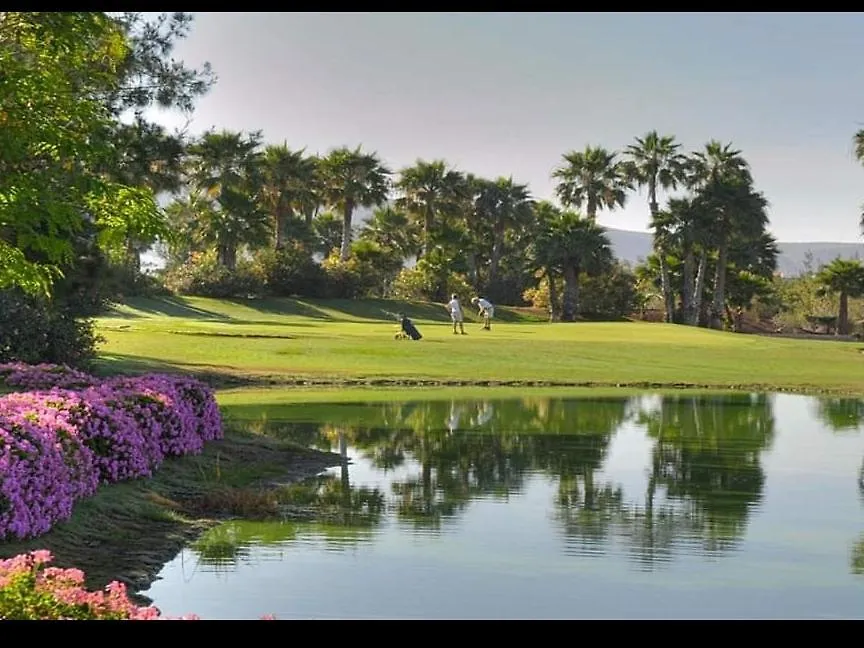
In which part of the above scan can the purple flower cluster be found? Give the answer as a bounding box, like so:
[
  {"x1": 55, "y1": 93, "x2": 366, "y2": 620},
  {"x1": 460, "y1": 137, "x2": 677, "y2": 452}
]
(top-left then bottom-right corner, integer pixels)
[
  {"x1": 0, "y1": 363, "x2": 99, "y2": 391},
  {"x1": 0, "y1": 365, "x2": 223, "y2": 541}
]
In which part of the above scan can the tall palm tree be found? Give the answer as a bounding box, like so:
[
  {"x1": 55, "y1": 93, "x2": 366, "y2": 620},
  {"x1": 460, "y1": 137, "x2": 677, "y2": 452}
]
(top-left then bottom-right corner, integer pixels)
[
  {"x1": 528, "y1": 201, "x2": 565, "y2": 321},
  {"x1": 552, "y1": 146, "x2": 631, "y2": 221},
  {"x1": 478, "y1": 176, "x2": 534, "y2": 287},
  {"x1": 258, "y1": 144, "x2": 320, "y2": 249},
  {"x1": 552, "y1": 211, "x2": 613, "y2": 321},
  {"x1": 688, "y1": 141, "x2": 762, "y2": 329},
  {"x1": 395, "y1": 159, "x2": 466, "y2": 260},
  {"x1": 319, "y1": 146, "x2": 391, "y2": 262},
  {"x1": 662, "y1": 196, "x2": 710, "y2": 325},
  {"x1": 624, "y1": 131, "x2": 688, "y2": 323},
  {"x1": 816, "y1": 258, "x2": 864, "y2": 335},
  {"x1": 185, "y1": 129, "x2": 269, "y2": 270}
]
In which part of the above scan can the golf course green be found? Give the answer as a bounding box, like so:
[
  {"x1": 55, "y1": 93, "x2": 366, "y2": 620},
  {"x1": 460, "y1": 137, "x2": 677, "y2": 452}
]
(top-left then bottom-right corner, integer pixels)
[{"x1": 93, "y1": 295, "x2": 864, "y2": 396}]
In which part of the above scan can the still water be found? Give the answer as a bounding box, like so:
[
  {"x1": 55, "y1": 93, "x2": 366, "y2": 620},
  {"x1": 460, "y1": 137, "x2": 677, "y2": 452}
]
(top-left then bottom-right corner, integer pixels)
[{"x1": 143, "y1": 392, "x2": 864, "y2": 619}]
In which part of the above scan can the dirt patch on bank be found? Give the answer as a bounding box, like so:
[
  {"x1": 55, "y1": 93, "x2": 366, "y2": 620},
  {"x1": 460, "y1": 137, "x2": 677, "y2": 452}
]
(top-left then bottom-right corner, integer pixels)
[{"x1": 0, "y1": 430, "x2": 342, "y2": 605}]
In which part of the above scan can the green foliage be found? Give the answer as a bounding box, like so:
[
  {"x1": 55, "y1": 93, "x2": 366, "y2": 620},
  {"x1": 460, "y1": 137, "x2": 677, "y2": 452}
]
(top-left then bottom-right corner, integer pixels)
[
  {"x1": 161, "y1": 250, "x2": 261, "y2": 298},
  {"x1": 319, "y1": 241, "x2": 402, "y2": 299},
  {"x1": 0, "y1": 12, "x2": 171, "y2": 296},
  {"x1": 250, "y1": 244, "x2": 326, "y2": 297},
  {"x1": 579, "y1": 264, "x2": 639, "y2": 319},
  {"x1": 390, "y1": 259, "x2": 473, "y2": 303},
  {"x1": 0, "y1": 291, "x2": 102, "y2": 368}
]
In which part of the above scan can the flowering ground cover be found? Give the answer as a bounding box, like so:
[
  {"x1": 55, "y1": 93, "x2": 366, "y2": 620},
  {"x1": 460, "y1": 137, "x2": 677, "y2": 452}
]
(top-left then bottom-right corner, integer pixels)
[{"x1": 0, "y1": 362, "x2": 223, "y2": 541}]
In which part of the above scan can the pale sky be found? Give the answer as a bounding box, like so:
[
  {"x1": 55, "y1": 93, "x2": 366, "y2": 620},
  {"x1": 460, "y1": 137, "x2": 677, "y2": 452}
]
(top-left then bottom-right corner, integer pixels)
[{"x1": 144, "y1": 12, "x2": 864, "y2": 243}]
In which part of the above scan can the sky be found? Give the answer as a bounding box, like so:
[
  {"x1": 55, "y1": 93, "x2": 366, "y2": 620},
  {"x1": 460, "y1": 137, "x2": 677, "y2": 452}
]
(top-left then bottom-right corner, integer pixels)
[{"x1": 143, "y1": 12, "x2": 864, "y2": 243}]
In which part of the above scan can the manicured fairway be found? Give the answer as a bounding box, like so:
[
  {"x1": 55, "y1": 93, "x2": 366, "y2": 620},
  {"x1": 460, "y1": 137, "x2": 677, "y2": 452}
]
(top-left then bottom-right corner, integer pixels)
[{"x1": 93, "y1": 296, "x2": 864, "y2": 394}]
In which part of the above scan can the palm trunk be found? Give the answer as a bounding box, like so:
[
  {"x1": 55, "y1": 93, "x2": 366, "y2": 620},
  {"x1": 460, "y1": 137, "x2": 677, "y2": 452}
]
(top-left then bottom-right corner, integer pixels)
[
  {"x1": 839, "y1": 291, "x2": 849, "y2": 335},
  {"x1": 339, "y1": 199, "x2": 355, "y2": 261},
  {"x1": 275, "y1": 207, "x2": 286, "y2": 249},
  {"x1": 489, "y1": 221, "x2": 505, "y2": 285},
  {"x1": 681, "y1": 242, "x2": 695, "y2": 324},
  {"x1": 547, "y1": 269, "x2": 560, "y2": 322},
  {"x1": 562, "y1": 264, "x2": 578, "y2": 322},
  {"x1": 691, "y1": 250, "x2": 708, "y2": 326},
  {"x1": 421, "y1": 206, "x2": 434, "y2": 259},
  {"x1": 658, "y1": 251, "x2": 674, "y2": 323},
  {"x1": 650, "y1": 193, "x2": 674, "y2": 324},
  {"x1": 587, "y1": 198, "x2": 597, "y2": 222},
  {"x1": 710, "y1": 241, "x2": 728, "y2": 330}
]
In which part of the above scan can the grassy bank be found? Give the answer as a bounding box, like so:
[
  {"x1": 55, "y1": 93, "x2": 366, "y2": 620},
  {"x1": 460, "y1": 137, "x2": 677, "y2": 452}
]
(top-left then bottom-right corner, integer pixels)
[
  {"x1": 0, "y1": 422, "x2": 341, "y2": 602},
  {"x1": 93, "y1": 296, "x2": 864, "y2": 395}
]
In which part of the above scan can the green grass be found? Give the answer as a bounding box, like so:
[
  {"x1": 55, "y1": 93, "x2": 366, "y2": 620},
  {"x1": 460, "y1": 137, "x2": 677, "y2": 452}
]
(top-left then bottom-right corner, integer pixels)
[{"x1": 91, "y1": 295, "x2": 864, "y2": 395}]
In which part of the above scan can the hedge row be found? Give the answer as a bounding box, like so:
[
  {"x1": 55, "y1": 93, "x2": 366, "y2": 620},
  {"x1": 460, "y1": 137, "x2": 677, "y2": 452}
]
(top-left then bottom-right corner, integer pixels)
[{"x1": 0, "y1": 363, "x2": 223, "y2": 541}]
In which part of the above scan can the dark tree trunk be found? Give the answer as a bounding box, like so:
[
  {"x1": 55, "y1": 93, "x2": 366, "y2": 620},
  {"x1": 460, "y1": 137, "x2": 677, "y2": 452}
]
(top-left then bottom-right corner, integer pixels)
[
  {"x1": 547, "y1": 270, "x2": 560, "y2": 322},
  {"x1": 839, "y1": 292, "x2": 850, "y2": 335},
  {"x1": 562, "y1": 264, "x2": 578, "y2": 322},
  {"x1": 681, "y1": 244, "x2": 695, "y2": 324},
  {"x1": 710, "y1": 241, "x2": 728, "y2": 330},
  {"x1": 339, "y1": 199, "x2": 355, "y2": 261},
  {"x1": 691, "y1": 250, "x2": 708, "y2": 327}
]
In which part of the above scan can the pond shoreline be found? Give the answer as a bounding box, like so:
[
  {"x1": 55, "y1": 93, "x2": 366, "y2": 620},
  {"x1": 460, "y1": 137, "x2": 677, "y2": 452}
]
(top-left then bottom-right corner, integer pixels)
[
  {"x1": 0, "y1": 427, "x2": 343, "y2": 607},
  {"x1": 107, "y1": 368, "x2": 864, "y2": 398}
]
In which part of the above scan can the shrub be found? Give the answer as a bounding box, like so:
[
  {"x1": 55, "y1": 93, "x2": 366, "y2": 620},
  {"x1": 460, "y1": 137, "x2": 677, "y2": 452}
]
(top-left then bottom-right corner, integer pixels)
[
  {"x1": 390, "y1": 264, "x2": 473, "y2": 303},
  {"x1": 0, "y1": 291, "x2": 102, "y2": 369},
  {"x1": 0, "y1": 366, "x2": 223, "y2": 541},
  {"x1": 250, "y1": 244, "x2": 326, "y2": 297},
  {"x1": 160, "y1": 250, "x2": 263, "y2": 298}
]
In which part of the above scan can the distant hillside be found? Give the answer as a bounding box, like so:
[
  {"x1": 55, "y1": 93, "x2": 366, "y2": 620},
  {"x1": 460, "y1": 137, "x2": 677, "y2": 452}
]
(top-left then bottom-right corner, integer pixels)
[{"x1": 602, "y1": 228, "x2": 864, "y2": 277}]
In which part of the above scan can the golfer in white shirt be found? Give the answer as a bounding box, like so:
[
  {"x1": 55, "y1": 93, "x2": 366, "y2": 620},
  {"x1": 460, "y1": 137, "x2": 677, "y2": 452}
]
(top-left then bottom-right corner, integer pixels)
[
  {"x1": 446, "y1": 293, "x2": 467, "y2": 335},
  {"x1": 471, "y1": 296, "x2": 494, "y2": 330}
]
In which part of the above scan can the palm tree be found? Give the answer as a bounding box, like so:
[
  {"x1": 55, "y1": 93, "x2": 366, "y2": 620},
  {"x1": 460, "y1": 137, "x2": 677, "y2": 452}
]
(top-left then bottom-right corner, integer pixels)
[
  {"x1": 258, "y1": 144, "x2": 320, "y2": 249},
  {"x1": 185, "y1": 129, "x2": 269, "y2": 270},
  {"x1": 816, "y1": 258, "x2": 864, "y2": 335},
  {"x1": 528, "y1": 201, "x2": 565, "y2": 321},
  {"x1": 624, "y1": 131, "x2": 688, "y2": 323},
  {"x1": 688, "y1": 141, "x2": 763, "y2": 329},
  {"x1": 552, "y1": 146, "x2": 631, "y2": 221},
  {"x1": 319, "y1": 146, "x2": 391, "y2": 262},
  {"x1": 552, "y1": 211, "x2": 613, "y2": 321},
  {"x1": 358, "y1": 205, "x2": 421, "y2": 261},
  {"x1": 478, "y1": 177, "x2": 534, "y2": 287},
  {"x1": 395, "y1": 159, "x2": 466, "y2": 260}
]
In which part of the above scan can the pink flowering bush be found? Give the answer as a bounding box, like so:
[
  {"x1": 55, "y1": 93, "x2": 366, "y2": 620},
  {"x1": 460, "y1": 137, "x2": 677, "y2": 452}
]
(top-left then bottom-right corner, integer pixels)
[
  {"x1": 0, "y1": 363, "x2": 99, "y2": 391},
  {"x1": 0, "y1": 364, "x2": 223, "y2": 541},
  {"x1": 0, "y1": 551, "x2": 276, "y2": 620}
]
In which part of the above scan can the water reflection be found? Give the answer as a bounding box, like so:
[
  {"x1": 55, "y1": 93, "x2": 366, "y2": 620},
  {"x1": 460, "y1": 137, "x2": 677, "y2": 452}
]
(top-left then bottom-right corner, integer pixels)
[
  {"x1": 145, "y1": 392, "x2": 864, "y2": 619},
  {"x1": 198, "y1": 394, "x2": 786, "y2": 568}
]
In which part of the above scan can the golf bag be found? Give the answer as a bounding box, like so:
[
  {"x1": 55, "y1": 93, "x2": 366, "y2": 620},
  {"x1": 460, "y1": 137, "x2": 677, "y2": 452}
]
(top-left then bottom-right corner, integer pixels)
[{"x1": 396, "y1": 314, "x2": 422, "y2": 340}]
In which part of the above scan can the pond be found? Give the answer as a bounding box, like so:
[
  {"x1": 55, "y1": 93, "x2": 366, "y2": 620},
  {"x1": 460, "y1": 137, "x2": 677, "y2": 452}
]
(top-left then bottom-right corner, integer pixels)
[{"x1": 142, "y1": 391, "x2": 864, "y2": 619}]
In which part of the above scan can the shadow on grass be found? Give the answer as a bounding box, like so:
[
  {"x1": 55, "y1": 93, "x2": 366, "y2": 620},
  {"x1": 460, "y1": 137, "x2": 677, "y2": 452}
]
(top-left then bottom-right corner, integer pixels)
[
  {"x1": 238, "y1": 297, "x2": 532, "y2": 323},
  {"x1": 106, "y1": 296, "x2": 235, "y2": 321},
  {"x1": 92, "y1": 353, "x2": 238, "y2": 378},
  {"x1": 105, "y1": 295, "x2": 544, "y2": 325}
]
